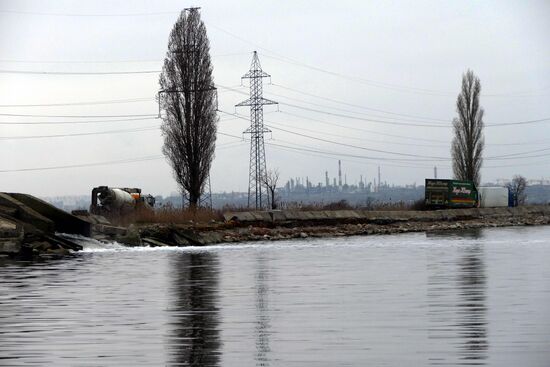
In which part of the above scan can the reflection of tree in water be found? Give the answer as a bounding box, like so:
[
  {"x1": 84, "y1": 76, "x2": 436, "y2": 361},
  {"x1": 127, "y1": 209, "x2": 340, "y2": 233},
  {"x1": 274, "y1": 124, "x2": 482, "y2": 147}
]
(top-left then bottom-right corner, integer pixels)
[
  {"x1": 255, "y1": 254, "x2": 271, "y2": 366},
  {"x1": 427, "y1": 230, "x2": 488, "y2": 365},
  {"x1": 456, "y1": 244, "x2": 488, "y2": 363},
  {"x1": 167, "y1": 252, "x2": 221, "y2": 367}
]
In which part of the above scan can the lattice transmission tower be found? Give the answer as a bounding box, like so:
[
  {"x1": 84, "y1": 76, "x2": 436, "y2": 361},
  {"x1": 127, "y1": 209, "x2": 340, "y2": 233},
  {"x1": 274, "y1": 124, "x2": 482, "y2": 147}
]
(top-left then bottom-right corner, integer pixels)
[{"x1": 236, "y1": 51, "x2": 278, "y2": 209}]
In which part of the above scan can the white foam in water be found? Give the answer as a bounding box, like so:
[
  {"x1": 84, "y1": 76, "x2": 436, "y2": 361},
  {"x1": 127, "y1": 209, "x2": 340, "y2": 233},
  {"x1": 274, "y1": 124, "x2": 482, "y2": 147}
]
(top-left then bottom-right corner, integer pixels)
[
  {"x1": 58, "y1": 233, "x2": 350, "y2": 254},
  {"x1": 58, "y1": 233, "x2": 287, "y2": 253},
  {"x1": 58, "y1": 233, "x2": 129, "y2": 252}
]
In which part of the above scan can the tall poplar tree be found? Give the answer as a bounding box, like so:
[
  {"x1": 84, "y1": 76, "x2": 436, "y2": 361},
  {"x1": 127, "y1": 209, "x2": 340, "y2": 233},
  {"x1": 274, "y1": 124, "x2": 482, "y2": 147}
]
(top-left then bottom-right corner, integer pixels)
[
  {"x1": 159, "y1": 8, "x2": 217, "y2": 208},
  {"x1": 451, "y1": 69, "x2": 484, "y2": 186}
]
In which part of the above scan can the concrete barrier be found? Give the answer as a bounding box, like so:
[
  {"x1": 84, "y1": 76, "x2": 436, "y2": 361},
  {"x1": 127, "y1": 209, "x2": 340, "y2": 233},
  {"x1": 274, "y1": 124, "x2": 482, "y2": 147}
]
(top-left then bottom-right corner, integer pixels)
[
  {"x1": 6, "y1": 193, "x2": 91, "y2": 236},
  {"x1": 223, "y1": 206, "x2": 550, "y2": 225},
  {"x1": 0, "y1": 193, "x2": 54, "y2": 233}
]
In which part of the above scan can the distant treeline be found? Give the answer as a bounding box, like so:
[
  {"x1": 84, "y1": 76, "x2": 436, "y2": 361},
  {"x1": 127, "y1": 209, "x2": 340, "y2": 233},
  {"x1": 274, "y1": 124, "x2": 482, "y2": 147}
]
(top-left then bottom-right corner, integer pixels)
[{"x1": 42, "y1": 184, "x2": 550, "y2": 212}]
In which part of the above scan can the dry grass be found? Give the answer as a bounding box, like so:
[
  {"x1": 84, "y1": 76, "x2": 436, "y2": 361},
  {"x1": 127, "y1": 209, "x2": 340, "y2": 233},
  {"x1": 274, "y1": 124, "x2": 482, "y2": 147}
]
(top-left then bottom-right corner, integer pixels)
[
  {"x1": 109, "y1": 199, "x2": 426, "y2": 227},
  {"x1": 123, "y1": 207, "x2": 223, "y2": 225}
]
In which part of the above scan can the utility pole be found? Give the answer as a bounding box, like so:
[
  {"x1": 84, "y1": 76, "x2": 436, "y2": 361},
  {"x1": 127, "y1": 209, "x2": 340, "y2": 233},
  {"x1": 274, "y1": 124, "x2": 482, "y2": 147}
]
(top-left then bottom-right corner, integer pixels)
[{"x1": 236, "y1": 51, "x2": 278, "y2": 209}]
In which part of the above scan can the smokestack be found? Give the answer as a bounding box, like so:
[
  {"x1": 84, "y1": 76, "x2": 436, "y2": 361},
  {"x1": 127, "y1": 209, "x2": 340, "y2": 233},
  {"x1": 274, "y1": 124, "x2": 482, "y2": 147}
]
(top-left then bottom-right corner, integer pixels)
[
  {"x1": 378, "y1": 166, "x2": 381, "y2": 191},
  {"x1": 338, "y1": 160, "x2": 342, "y2": 188},
  {"x1": 325, "y1": 171, "x2": 329, "y2": 187},
  {"x1": 434, "y1": 166, "x2": 438, "y2": 179}
]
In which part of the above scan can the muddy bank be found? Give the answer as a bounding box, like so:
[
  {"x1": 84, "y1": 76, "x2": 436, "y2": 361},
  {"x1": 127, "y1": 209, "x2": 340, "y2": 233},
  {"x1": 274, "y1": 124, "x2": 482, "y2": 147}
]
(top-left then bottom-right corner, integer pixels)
[{"x1": 113, "y1": 206, "x2": 550, "y2": 247}]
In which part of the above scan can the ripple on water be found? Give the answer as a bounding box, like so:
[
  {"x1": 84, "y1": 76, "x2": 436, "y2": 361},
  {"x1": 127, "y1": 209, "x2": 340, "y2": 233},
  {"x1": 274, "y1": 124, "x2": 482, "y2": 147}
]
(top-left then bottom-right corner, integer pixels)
[{"x1": 0, "y1": 226, "x2": 549, "y2": 366}]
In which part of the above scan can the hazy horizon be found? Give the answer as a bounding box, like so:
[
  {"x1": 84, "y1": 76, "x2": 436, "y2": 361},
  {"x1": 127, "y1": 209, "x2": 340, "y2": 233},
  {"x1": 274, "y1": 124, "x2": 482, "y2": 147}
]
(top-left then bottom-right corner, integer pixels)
[{"x1": 1, "y1": 0, "x2": 549, "y2": 197}]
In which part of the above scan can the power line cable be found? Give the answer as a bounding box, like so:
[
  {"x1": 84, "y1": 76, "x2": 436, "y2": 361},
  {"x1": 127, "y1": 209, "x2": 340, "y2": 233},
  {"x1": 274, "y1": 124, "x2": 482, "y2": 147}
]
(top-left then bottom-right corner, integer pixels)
[
  {"x1": 264, "y1": 91, "x2": 450, "y2": 124},
  {"x1": 0, "y1": 85, "x2": 244, "y2": 109},
  {"x1": 209, "y1": 26, "x2": 458, "y2": 97},
  {"x1": 270, "y1": 83, "x2": 450, "y2": 122},
  {"x1": 0, "y1": 117, "x2": 157, "y2": 125},
  {"x1": 0, "y1": 156, "x2": 164, "y2": 173},
  {"x1": 0, "y1": 97, "x2": 153, "y2": 108},
  {"x1": 0, "y1": 126, "x2": 160, "y2": 140},
  {"x1": 207, "y1": 26, "x2": 549, "y2": 98},
  {"x1": 265, "y1": 123, "x2": 449, "y2": 160},
  {"x1": 223, "y1": 109, "x2": 550, "y2": 163},
  {"x1": 487, "y1": 117, "x2": 550, "y2": 127},
  {"x1": 270, "y1": 121, "x2": 550, "y2": 161},
  {"x1": 0, "y1": 69, "x2": 159, "y2": 75},
  {"x1": 266, "y1": 120, "x2": 449, "y2": 148},
  {"x1": 2, "y1": 18, "x2": 546, "y2": 97},
  {"x1": 0, "y1": 9, "x2": 179, "y2": 17},
  {"x1": 268, "y1": 141, "x2": 550, "y2": 170},
  {"x1": 219, "y1": 109, "x2": 449, "y2": 160},
  {"x1": 279, "y1": 101, "x2": 550, "y2": 128},
  {"x1": 279, "y1": 102, "x2": 450, "y2": 128},
  {"x1": 277, "y1": 110, "x2": 450, "y2": 143},
  {"x1": 483, "y1": 160, "x2": 550, "y2": 169},
  {"x1": 266, "y1": 141, "x2": 445, "y2": 169},
  {"x1": 0, "y1": 52, "x2": 248, "y2": 64},
  {"x1": 0, "y1": 114, "x2": 237, "y2": 126},
  {"x1": 263, "y1": 54, "x2": 550, "y2": 98},
  {"x1": 486, "y1": 146, "x2": 550, "y2": 160},
  {"x1": 0, "y1": 112, "x2": 157, "y2": 118},
  {"x1": 274, "y1": 113, "x2": 550, "y2": 149},
  {"x1": 217, "y1": 82, "x2": 550, "y2": 128}
]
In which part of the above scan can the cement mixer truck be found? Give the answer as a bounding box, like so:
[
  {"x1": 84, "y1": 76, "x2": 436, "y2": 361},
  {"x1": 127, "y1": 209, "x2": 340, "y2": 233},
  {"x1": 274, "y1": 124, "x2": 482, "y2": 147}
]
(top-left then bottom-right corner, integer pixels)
[{"x1": 90, "y1": 186, "x2": 155, "y2": 217}]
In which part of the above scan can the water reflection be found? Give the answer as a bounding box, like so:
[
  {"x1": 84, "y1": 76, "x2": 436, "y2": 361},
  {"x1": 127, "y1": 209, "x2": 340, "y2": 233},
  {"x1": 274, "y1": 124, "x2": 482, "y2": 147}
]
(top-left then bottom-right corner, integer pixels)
[
  {"x1": 255, "y1": 254, "x2": 271, "y2": 366},
  {"x1": 167, "y1": 252, "x2": 221, "y2": 367},
  {"x1": 427, "y1": 232, "x2": 488, "y2": 365},
  {"x1": 456, "y1": 245, "x2": 488, "y2": 363},
  {"x1": 426, "y1": 228, "x2": 484, "y2": 240}
]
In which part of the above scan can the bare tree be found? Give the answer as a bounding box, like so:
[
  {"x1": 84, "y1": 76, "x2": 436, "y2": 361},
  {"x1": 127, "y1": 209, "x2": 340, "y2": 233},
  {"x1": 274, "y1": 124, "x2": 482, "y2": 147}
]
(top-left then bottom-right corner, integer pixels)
[
  {"x1": 159, "y1": 9, "x2": 217, "y2": 208},
  {"x1": 451, "y1": 69, "x2": 484, "y2": 187},
  {"x1": 507, "y1": 175, "x2": 527, "y2": 206},
  {"x1": 262, "y1": 169, "x2": 280, "y2": 210}
]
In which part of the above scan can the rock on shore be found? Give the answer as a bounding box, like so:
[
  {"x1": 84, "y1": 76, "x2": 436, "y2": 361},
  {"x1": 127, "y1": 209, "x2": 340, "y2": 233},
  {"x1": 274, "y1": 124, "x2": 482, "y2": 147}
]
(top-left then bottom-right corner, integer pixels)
[{"x1": 111, "y1": 206, "x2": 550, "y2": 248}]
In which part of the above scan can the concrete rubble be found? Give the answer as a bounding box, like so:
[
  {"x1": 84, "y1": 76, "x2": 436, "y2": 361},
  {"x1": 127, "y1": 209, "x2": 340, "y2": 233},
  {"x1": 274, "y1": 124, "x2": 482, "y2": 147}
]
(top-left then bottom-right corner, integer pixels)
[{"x1": 0, "y1": 193, "x2": 88, "y2": 260}]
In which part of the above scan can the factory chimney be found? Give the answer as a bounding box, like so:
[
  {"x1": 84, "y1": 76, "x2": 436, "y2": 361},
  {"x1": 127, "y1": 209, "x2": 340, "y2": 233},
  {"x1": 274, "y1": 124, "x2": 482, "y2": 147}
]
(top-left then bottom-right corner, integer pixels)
[
  {"x1": 338, "y1": 160, "x2": 342, "y2": 188},
  {"x1": 378, "y1": 166, "x2": 381, "y2": 191}
]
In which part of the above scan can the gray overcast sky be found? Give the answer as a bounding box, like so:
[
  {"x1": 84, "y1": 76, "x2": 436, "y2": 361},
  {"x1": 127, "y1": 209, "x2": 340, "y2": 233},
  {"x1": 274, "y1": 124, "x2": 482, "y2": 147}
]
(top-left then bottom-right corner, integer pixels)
[{"x1": 0, "y1": 0, "x2": 549, "y2": 197}]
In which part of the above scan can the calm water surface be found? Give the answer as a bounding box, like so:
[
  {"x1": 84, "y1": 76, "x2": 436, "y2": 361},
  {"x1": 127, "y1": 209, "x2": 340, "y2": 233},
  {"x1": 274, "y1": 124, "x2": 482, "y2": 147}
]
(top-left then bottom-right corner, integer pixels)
[{"x1": 1, "y1": 226, "x2": 549, "y2": 366}]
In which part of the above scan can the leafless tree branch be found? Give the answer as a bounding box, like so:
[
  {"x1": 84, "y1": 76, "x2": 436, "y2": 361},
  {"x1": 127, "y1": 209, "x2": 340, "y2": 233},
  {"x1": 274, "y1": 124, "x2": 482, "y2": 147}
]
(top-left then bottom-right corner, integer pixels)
[
  {"x1": 262, "y1": 169, "x2": 280, "y2": 210},
  {"x1": 506, "y1": 175, "x2": 527, "y2": 206}
]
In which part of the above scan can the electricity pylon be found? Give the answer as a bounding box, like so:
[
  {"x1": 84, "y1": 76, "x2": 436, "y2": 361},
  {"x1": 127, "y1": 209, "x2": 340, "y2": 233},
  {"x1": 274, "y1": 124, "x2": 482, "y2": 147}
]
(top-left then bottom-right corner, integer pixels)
[{"x1": 236, "y1": 51, "x2": 278, "y2": 209}]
